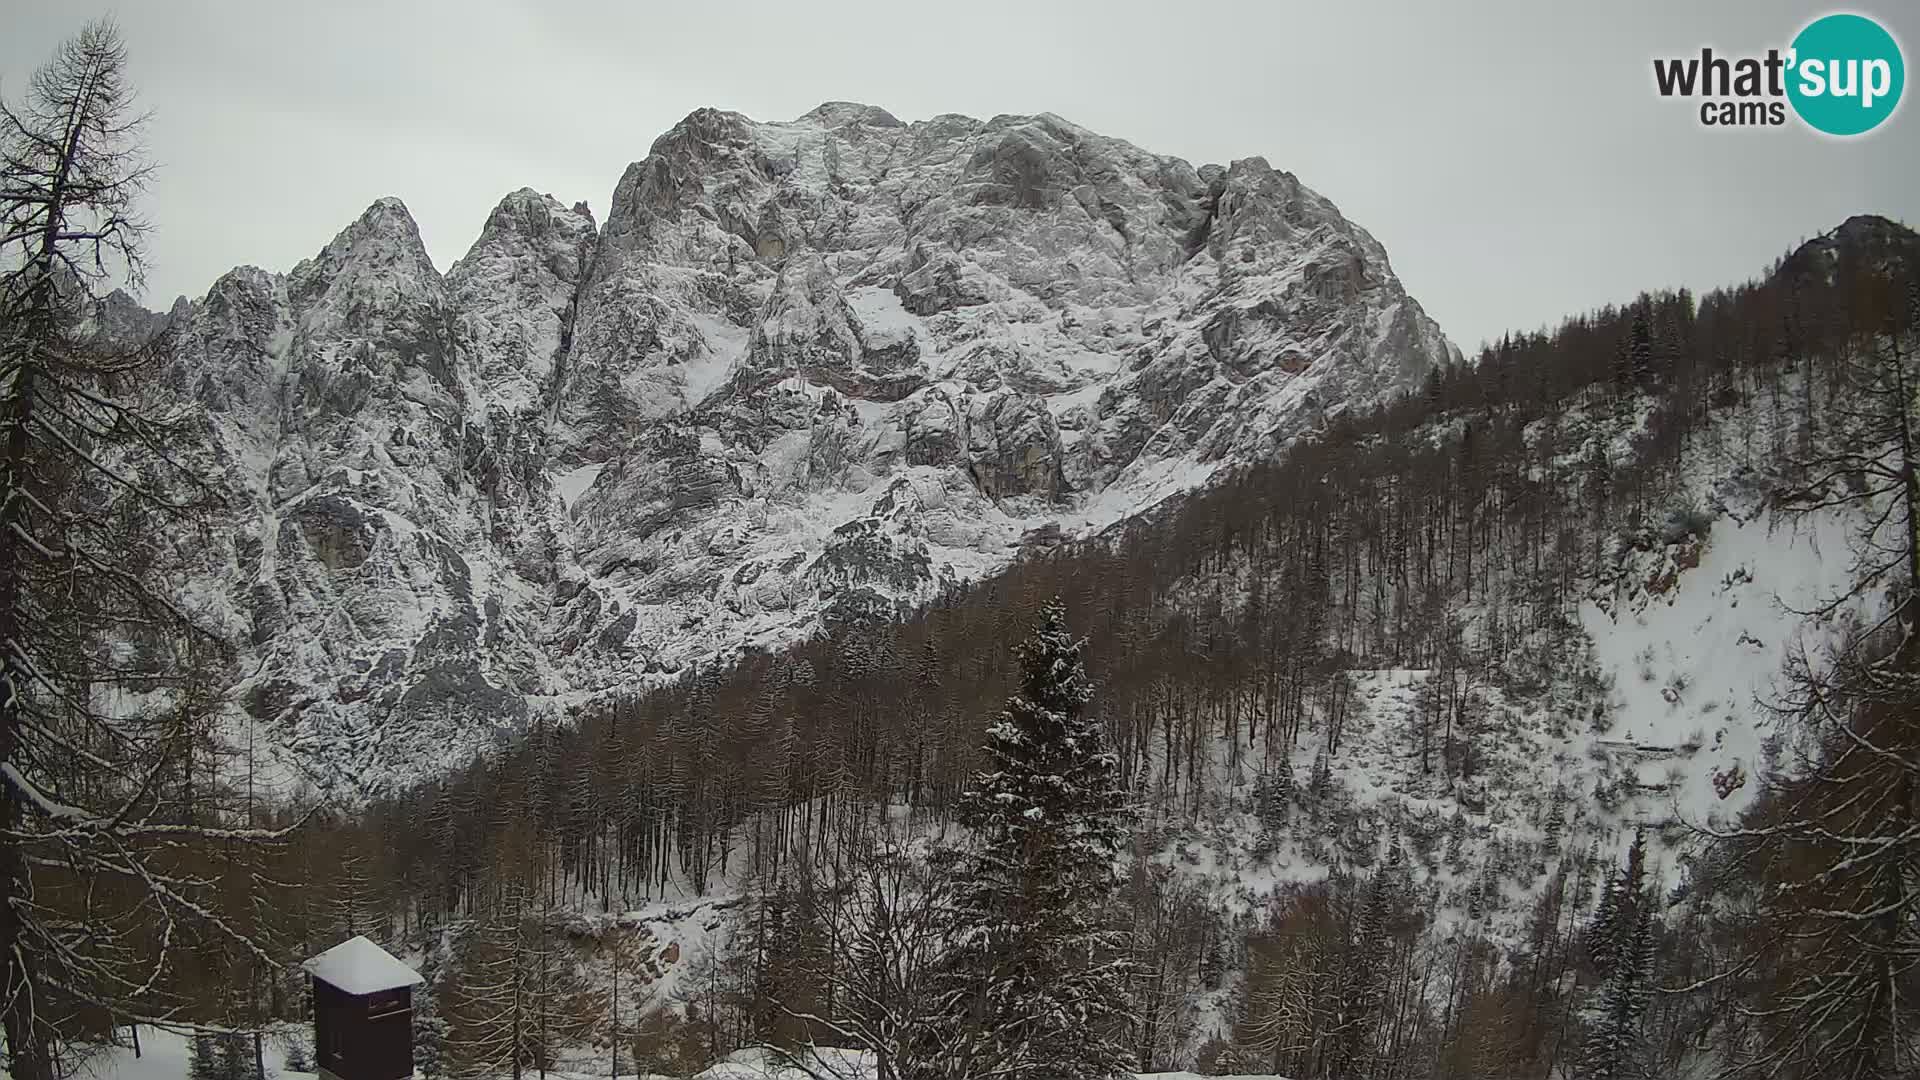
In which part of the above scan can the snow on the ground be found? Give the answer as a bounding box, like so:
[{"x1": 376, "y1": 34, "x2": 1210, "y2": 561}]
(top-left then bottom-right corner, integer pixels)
[
  {"x1": 556, "y1": 461, "x2": 607, "y2": 511},
  {"x1": 1064, "y1": 455, "x2": 1222, "y2": 538},
  {"x1": 46, "y1": 1025, "x2": 308, "y2": 1080},
  {"x1": 844, "y1": 285, "x2": 921, "y2": 351},
  {"x1": 1580, "y1": 505, "x2": 1866, "y2": 829},
  {"x1": 684, "y1": 312, "x2": 749, "y2": 407},
  {"x1": 684, "y1": 1048, "x2": 1294, "y2": 1080}
]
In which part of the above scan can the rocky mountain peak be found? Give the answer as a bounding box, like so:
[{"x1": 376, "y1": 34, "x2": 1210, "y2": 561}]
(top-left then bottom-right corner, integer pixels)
[
  {"x1": 150, "y1": 104, "x2": 1458, "y2": 793},
  {"x1": 799, "y1": 101, "x2": 905, "y2": 129},
  {"x1": 1778, "y1": 212, "x2": 1919, "y2": 282},
  {"x1": 288, "y1": 196, "x2": 437, "y2": 307},
  {"x1": 449, "y1": 188, "x2": 597, "y2": 415},
  {"x1": 467, "y1": 187, "x2": 598, "y2": 252}
]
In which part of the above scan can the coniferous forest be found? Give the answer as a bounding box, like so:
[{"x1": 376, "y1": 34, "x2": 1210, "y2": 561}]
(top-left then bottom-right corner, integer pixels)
[{"x1": 4, "y1": 18, "x2": 1920, "y2": 1080}]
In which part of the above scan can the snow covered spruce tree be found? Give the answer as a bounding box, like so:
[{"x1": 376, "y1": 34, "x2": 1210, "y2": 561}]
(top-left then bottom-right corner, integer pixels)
[
  {"x1": 928, "y1": 598, "x2": 1135, "y2": 1080},
  {"x1": 1580, "y1": 834, "x2": 1657, "y2": 1080},
  {"x1": 188, "y1": 1031, "x2": 256, "y2": 1080},
  {"x1": 0, "y1": 20, "x2": 289, "y2": 1076},
  {"x1": 1327, "y1": 841, "x2": 1409, "y2": 1079},
  {"x1": 1586, "y1": 826, "x2": 1647, "y2": 980}
]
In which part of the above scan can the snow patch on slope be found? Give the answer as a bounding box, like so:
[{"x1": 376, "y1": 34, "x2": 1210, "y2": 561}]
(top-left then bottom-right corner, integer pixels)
[
  {"x1": 1580, "y1": 508, "x2": 1863, "y2": 825},
  {"x1": 557, "y1": 462, "x2": 607, "y2": 510}
]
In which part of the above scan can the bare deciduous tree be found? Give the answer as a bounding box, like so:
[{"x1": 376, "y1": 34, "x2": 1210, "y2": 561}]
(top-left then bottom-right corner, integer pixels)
[
  {"x1": 0, "y1": 19, "x2": 295, "y2": 1076},
  {"x1": 768, "y1": 827, "x2": 954, "y2": 1080}
]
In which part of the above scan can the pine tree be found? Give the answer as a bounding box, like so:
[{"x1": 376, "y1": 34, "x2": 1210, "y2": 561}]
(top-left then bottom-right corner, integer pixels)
[
  {"x1": 414, "y1": 946, "x2": 451, "y2": 1079},
  {"x1": 189, "y1": 1036, "x2": 220, "y2": 1080},
  {"x1": 185, "y1": 1033, "x2": 252, "y2": 1080},
  {"x1": 1545, "y1": 781, "x2": 1568, "y2": 846},
  {"x1": 1329, "y1": 846, "x2": 1403, "y2": 1079},
  {"x1": 1629, "y1": 307, "x2": 1656, "y2": 386},
  {"x1": 1255, "y1": 763, "x2": 1293, "y2": 830},
  {"x1": 932, "y1": 598, "x2": 1136, "y2": 1080},
  {"x1": 1308, "y1": 751, "x2": 1333, "y2": 802},
  {"x1": 283, "y1": 1036, "x2": 312, "y2": 1074},
  {"x1": 1578, "y1": 828, "x2": 1658, "y2": 1080},
  {"x1": 217, "y1": 1033, "x2": 253, "y2": 1080},
  {"x1": 1582, "y1": 900, "x2": 1656, "y2": 1080},
  {"x1": 1588, "y1": 828, "x2": 1647, "y2": 978}
]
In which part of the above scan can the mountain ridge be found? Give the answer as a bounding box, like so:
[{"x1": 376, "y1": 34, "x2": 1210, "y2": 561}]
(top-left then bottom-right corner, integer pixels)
[{"x1": 130, "y1": 102, "x2": 1458, "y2": 793}]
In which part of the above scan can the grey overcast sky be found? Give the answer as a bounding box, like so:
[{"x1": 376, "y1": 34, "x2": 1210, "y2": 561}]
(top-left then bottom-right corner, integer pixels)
[{"x1": 2, "y1": 1, "x2": 1916, "y2": 351}]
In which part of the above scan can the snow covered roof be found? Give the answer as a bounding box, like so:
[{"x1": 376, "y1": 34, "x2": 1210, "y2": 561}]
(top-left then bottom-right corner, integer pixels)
[{"x1": 302, "y1": 935, "x2": 424, "y2": 995}]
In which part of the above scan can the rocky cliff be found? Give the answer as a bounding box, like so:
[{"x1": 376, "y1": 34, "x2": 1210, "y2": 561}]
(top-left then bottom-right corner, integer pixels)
[{"x1": 149, "y1": 103, "x2": 1457, "y2": 792}]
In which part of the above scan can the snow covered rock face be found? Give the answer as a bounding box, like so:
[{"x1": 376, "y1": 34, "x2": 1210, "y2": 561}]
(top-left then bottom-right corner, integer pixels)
[
  {"x1": 170, "y1": 197, "x2": 563, "y2": 789},
  {"x1": 448, "y1": 188, "x2": 597, "y2": 420},
  {"x1": 161, "y1": 105, "x2": 1455, "y2": 792}
]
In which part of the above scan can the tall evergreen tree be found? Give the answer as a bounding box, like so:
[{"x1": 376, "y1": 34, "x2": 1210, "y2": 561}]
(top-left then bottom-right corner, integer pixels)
[
  {"x1": 1629, "y1": 307, "x2": 1656, "y2": 386},
  {"x1": 1329, "y1": 844, "x2": 1405, "y2": 1079},
  {"x1": 1588, "y1": 827, "x2": 1647, "y2": 978},
  {"x1": 931, "y1": 598, "x2": 1135, "y2": 1080},
  {"x1": 1253, "y1": 763, "x2": 1293, "y2": 833},
  {"x1": 186, "y1": 1033, "x2": 253, "y2": 1080},
  {"x1": 1579, "y1": 829, "x2": 1658, "y2": 1080},
  {"x1": 414, "y1": 947, "x2": 451, "y2": 1080},
  {"x1": 1582, "y1": 900, "x2": 1656, "y2": 1080}
]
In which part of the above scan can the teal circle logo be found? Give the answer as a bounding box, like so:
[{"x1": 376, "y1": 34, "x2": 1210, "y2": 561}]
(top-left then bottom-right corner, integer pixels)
[{"x1": 1787, "y1": 13, "x2": 1904, "y2": 135}]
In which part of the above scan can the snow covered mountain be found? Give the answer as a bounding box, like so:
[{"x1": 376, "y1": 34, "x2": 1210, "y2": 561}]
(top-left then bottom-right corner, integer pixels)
[{"x1": 148, "y1": 103, "x2": 1457, "y2": 792}]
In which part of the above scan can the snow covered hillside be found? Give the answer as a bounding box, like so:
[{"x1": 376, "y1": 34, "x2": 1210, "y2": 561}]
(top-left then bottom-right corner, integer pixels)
[
  {"x1": 129, "y1": 104, "x2": 1456, "y2": 794},
  {"x1": 440, "y1": 383, "x2": 1892, "y2": 1072}
]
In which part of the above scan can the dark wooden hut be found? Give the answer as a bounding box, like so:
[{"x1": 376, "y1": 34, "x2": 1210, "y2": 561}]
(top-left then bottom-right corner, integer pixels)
[{"x1": 302, "y1": 936, "x2": 425, "y2": 1080}]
